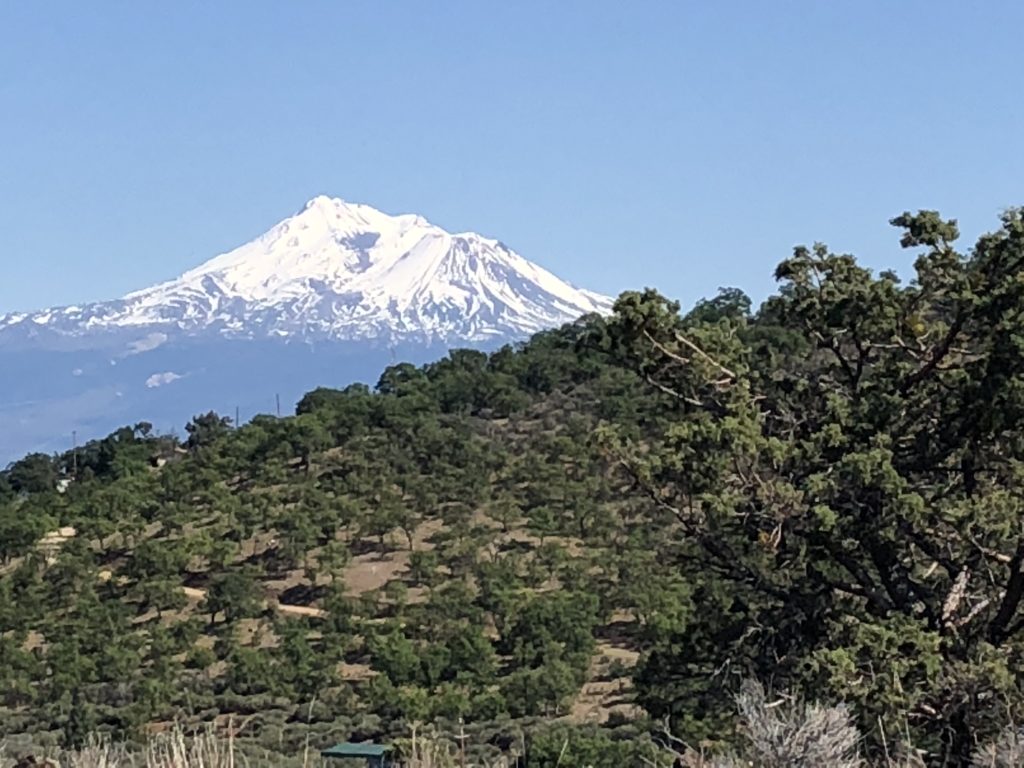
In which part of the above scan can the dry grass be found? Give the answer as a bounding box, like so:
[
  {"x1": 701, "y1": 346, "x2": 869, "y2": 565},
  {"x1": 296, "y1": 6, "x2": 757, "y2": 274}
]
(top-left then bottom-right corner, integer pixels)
[
  {"x1": 8, "y1": 714, "x2": 1024, "y2": 768},
  {"x1": 2, "y1": 725, "x2": 280, "y2": 768},
  {"x1": 664, "y1": 681, "x2": 863, "y2": 768},
  {"x1": 340, "y1": 550, "x2": 409, "y2": 595},
  {"x1": 971, "y1": 726, "x2": 1024, "y2": 768},
  {"x1": 139, "y1": 727, "x2": 235, "y2": 768},
  {"x1": 569, "y1": 640, "x2": 642, "y2": 724},
  {"x1": 2, "y1": 724, "x2": 511, "y2": 768},
  {"x1": 660, "y1": 681, "x2": 1024, "y2": 768},
  {"x1": 660, "y1": 681, "x2": 921, "y2": 768},
  {"x1": 395, "y1": 726, "x2": 512, "y2": 768},
  {"x1": 70, "y1": 729, "x2": 227, "y2": 768},
  {"x1": 731, "y1": 680, "x2": 863, "y2": 768}
]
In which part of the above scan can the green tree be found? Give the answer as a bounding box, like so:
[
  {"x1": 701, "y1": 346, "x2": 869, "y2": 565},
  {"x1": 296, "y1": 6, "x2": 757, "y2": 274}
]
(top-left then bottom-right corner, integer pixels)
[
  {"x1": 185, "y1": 411, "x2": 233, "y2": 452},
  {"x1": 6, "y1": 453, "x2": 58, "y2": 494},
  {"x1": 605, "y1": 210, "x2": 1024, "y2": 764},
  {"x1": 0, "y1": 502, "x2": 51, "y2": 565},
  {"x1": 203, "y1": 568, "x2": 262, "y2": 626}
]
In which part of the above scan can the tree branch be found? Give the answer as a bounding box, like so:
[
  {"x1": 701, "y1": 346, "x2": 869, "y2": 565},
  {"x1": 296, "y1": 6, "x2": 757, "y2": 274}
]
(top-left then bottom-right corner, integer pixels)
[
  {"x1": 614, "y1": 455, "x2": 790, "y2": 602},
  {"x1": 900, "y1": 313, "x2": 967, "y2": 392},
  {"x1": 643, "y1": 329, "x2": 737, "y2": 381},
  {"x1": 988, "y1": 540, "x2": 1024, "y2": 646},
  {"x1": 643, "y1": 374, "x2": 704, "y2": 408}
]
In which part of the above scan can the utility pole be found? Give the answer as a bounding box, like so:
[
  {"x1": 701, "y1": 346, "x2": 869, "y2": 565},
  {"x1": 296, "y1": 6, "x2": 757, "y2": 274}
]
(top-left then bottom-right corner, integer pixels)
[
  {"x1": 457, "y1": 717, "x2": 467, "y2": 768},
  {"x1": 235, "y1": 406, "x2": 240, "y2": 429},
  {"x1": 71, "y1": 430, "x2": 77, "y2": 477},
  {"x1": 276, "y1": 393, "x2": 281, "y2": 418}
]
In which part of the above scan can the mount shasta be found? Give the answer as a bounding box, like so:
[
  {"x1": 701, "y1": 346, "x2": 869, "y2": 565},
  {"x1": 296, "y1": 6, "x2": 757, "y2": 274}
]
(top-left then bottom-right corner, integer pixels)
[{"x1": 0, "y1": 196, "x2": 612, "y2": 460}]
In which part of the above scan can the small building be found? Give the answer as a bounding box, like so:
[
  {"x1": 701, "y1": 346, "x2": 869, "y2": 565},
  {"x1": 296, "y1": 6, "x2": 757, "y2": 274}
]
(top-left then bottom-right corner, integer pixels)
[{"x1": 321, "y1": 742, "x2": 393, "y2": 767}]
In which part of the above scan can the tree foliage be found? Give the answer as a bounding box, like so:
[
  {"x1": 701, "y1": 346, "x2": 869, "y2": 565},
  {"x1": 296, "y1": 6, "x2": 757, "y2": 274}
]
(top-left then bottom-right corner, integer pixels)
[{"x1": 603, "y1": 209, "x2": 1024, "y2": 763}]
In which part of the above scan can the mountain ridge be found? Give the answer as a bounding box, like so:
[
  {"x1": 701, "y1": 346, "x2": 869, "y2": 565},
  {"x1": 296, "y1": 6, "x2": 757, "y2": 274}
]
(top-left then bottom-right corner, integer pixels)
[{"x1": 0, "y1": 195, "x2": 611, "y2": 346}]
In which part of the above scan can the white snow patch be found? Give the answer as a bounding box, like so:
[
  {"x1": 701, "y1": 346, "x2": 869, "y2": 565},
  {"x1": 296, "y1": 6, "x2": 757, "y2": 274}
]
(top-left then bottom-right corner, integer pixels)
[
  {"x1": 145, "y1": 372, "x2": 184, "y2": 389},
  {"x1": 126, "y1": 332, "x2": 169, "y2": 355}
]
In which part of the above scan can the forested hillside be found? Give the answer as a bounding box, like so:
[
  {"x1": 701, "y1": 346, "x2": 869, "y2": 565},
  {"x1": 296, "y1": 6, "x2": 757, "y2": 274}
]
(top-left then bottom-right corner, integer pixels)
[{"x1": 4, "y1": 210, "x2": 1024, "y2": 767}]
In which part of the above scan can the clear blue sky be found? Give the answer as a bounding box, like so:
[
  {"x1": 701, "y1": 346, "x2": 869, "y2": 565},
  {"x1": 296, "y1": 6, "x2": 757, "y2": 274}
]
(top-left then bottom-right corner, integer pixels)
[{"x1": 1, "y1": 2, "x2": 1022, "y2": 314}]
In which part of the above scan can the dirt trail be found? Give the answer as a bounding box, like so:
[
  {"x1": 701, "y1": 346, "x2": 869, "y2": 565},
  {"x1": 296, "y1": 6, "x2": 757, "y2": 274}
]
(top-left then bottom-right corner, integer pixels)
[
  {"x1": 180, "y1": 585, "x2": 326, "y2": 618},
  {"x1": 275, "y1": 603, "x2": 326, "y2": 618}
]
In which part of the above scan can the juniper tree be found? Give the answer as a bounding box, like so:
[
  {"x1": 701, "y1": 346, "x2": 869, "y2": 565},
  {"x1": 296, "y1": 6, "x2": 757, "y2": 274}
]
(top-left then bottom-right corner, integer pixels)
[{"x1": 603, "y1": 210, "x2": 1024, "y2": 764}]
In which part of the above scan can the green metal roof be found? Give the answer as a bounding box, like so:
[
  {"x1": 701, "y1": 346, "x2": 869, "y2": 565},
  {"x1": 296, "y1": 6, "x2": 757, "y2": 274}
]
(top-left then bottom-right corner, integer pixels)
[{"x1": 321, "y1": 742, "x2": 392, "y2": 758}]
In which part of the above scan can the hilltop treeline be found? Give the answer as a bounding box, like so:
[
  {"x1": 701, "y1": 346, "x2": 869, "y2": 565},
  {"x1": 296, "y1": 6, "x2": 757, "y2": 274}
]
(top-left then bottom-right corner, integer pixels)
[{"x1": 3, "y1": 209, "x2": 1024, "y2": 766}]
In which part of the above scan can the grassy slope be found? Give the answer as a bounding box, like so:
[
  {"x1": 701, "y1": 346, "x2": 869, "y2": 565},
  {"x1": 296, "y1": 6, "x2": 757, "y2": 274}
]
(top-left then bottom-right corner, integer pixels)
[{"x1": 0, "y1": 324, "x2": 666, "y2": 760}]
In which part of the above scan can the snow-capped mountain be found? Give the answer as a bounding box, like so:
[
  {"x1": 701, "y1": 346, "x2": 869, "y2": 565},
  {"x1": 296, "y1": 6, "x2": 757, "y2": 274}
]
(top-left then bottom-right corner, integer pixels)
[
  {"x1": 0, "y1": 195, "x2": 611, "y2": 345},
  {"x1": 0, "y1": 196, "x2": 613, "y2": 462}
]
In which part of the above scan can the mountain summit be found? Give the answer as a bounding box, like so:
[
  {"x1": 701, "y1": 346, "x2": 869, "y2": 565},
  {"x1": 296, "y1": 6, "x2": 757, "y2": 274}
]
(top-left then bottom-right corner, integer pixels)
[{"x1": 0, "y1": 196, "x2": 611, "y2": 345}]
